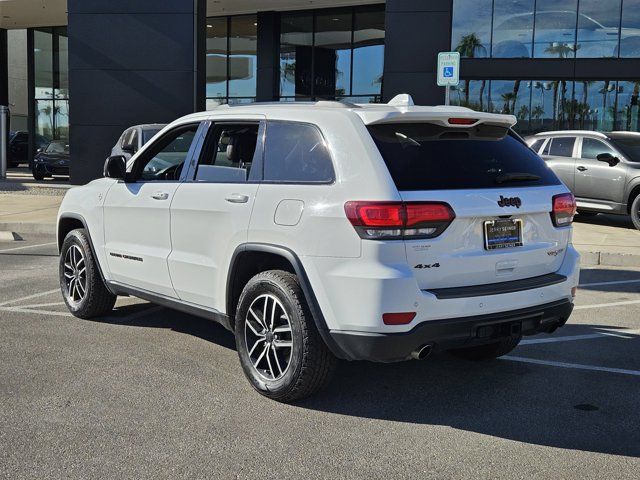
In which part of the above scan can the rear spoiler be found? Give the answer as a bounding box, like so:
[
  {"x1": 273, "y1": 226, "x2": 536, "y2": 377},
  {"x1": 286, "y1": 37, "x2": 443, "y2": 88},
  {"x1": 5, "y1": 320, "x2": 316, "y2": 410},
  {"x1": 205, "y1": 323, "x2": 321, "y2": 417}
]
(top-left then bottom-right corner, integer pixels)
[{"x1": 357, "y1": 110, "x2": 517, "y2": 129}]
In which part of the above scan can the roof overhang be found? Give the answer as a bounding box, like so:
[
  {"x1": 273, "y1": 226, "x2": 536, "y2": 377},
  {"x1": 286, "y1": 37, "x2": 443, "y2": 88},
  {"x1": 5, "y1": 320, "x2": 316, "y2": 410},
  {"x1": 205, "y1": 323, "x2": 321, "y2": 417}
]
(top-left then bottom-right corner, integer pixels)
[{"x1": 0, "y1": 0, "x2": 67, "y2": 29}]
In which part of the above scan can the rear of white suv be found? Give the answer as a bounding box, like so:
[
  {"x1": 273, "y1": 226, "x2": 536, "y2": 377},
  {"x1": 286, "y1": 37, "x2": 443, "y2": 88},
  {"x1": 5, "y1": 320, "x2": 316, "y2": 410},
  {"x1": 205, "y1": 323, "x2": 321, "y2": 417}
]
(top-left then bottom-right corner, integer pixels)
[{"x1": 304, "y1": 108, "x2": 579, "y2": 364}]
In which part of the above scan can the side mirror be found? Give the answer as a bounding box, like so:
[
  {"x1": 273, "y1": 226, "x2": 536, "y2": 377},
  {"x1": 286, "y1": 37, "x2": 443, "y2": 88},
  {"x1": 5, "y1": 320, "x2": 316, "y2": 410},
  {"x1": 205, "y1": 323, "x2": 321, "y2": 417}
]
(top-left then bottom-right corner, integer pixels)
[
  {"x1": 104, "y1": 155, "x2": 127, "y2": 179},
  {"x1": 121, "y1": 143, "x2": 136, "y2": 155},
  {"x1": 596, "y1": 153, "x2": 620, "y2": 167}
]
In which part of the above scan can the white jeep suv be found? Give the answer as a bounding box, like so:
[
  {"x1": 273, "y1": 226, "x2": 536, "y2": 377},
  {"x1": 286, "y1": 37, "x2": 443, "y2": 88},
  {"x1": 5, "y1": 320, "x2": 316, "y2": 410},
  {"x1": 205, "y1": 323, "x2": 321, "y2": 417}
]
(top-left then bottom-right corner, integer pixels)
[{"x1": 57, "y1": 96, "x2": 580, "y2": 402}]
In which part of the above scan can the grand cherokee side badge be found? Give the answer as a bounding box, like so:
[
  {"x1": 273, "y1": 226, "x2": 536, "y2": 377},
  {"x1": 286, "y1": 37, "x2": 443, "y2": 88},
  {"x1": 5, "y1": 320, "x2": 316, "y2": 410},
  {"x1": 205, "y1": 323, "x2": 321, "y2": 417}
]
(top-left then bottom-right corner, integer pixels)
[{"x1": 497, "y1": 195, "x2": 522, "y2": 208}]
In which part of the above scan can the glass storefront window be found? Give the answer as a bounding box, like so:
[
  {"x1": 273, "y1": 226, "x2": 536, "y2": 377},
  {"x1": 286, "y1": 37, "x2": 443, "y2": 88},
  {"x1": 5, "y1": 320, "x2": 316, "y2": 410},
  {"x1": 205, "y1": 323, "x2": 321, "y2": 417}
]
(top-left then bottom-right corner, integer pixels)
[
  {"x1": 206, "y1": 15, "x2": 257, "y2": 106},
  {"x1": 577, "y1": 0, "x2": 622, "y2": 58},
  {"x1": 352, "y1": 7, "x2": 384, "y2": 96},
  {"x1": 206, "y1": 17, "x2": 228, "y2": 99},
  {"x1": 620, "y1": 0, "x2": 640, "y2": 58},
  {"x1": 491, "y1": 0, "x2": 535, "y2": 58},
  {"x1": 533, "y1": 0, "x2": 578, "y2": 58},
  {"x1": 229, "y1": 15, "x2": 257, "y2": 98},
  {"x1": 451, "y1": 0, "x2": 491, "y2": 57},
  {"x1": 279, "y1": 5, "x2": 385, "y2": 101},
  {"x1": 34, "y1": 30, "x2": 53, "y2": 99},
  {"x1": 280, "y1": 13, "x2": 313, "y2": 98},
  {"x1": 314, "y1": 10, "x2": 352, "y2": 98}
]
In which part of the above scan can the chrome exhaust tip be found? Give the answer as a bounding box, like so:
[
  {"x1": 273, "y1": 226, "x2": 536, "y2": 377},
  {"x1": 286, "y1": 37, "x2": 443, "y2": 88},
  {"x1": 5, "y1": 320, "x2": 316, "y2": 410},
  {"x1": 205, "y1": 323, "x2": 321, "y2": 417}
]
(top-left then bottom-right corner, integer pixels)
[{"x1": 411, "y1": 344, "x2": 433, "y2": 360}]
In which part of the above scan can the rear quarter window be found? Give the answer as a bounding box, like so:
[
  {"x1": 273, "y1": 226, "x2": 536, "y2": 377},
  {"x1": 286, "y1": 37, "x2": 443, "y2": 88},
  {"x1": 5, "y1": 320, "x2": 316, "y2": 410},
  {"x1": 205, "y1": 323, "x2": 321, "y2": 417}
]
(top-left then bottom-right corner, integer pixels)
[
  {"x1": 366, "y1": 123, "x2": 561, "y2": 191},
  {"x1": 263, "y1": 121, "x2": 335, "y2": 183}
]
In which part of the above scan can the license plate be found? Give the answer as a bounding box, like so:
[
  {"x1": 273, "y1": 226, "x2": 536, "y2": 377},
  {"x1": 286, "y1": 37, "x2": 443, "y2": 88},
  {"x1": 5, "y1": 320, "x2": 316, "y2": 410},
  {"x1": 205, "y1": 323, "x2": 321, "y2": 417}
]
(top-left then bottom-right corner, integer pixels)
[{"x1": 484, "y1": 218, "x2": 523, "y2": 250}]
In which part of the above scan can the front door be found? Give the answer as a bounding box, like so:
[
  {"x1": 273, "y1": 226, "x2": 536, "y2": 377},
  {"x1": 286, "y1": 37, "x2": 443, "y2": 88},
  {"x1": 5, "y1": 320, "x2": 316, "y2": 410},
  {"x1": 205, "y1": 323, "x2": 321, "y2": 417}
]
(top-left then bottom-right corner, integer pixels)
[
  {"x1": 102, "y1": 122, "x2": 202, "y2": 297},
  {"x1": 169, "y1": 118, "x2": 264, "y2": 311},
  {"x1": 575, "y1": 137, "x2": 626, "y2": 205}
]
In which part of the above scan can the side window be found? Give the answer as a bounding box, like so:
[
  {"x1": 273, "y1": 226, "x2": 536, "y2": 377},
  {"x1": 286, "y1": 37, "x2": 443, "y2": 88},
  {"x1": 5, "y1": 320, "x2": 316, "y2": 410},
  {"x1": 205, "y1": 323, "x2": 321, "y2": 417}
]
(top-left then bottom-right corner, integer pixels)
[
  {"x1": 129, "y1": 129, "x2": 139, "y2": 153},
  {"x1": 547, "y1": 137, "x2": 576, "y2": 157},
  {"x1": 581, "y1": 138, "x2": 617, "y2": 160},
  {"x1": 263, "y1": 121, "x2": 334, "y2": 183},
  {"x1": 529, "y1": 138, "x2": 545, "y2": 153},
  {"x1": 133, "y1": 123, "x2": 199, "y2": 182},
  {"x1": 194, "y1": 123, "x2": 259, "y2": 183},
  {"x1": 120, "y1": 128, "x2": 132, "y2": 147}
]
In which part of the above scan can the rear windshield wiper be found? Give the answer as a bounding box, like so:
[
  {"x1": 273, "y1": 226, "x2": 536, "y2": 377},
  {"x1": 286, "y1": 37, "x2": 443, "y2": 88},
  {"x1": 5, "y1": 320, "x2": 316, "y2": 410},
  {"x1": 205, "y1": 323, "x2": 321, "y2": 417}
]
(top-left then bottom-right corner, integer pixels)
[{"x1": 494, "y1": 172, "x2": 541, "y2": 184}]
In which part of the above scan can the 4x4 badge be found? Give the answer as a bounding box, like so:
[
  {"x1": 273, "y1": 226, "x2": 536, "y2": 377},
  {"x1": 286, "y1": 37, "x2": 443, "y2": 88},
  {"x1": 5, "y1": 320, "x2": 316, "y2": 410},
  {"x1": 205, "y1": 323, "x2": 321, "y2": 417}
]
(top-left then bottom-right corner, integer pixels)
[{"x1": 497, "y1": 195, "x2": 522, "y2": 208}]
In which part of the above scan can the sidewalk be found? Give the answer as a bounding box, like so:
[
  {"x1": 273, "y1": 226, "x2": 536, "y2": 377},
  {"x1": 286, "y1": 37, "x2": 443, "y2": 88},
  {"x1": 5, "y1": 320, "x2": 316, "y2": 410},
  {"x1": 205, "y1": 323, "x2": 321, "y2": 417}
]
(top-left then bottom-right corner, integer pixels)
[{"x1": 1, "y1": 188, "x2": 639, "y2": 266}]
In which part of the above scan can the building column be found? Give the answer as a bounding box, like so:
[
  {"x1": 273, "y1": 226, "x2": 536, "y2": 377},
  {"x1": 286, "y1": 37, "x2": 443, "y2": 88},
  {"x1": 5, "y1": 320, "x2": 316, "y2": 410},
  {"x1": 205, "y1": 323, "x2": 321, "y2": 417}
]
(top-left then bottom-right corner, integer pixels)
[
  {"x1": 256, "y1": 11, "x2": 280, "y2": 102},
  {"x1": 0, "y1": 29, "x2": 8, "y2": 107},
  {"x1": 67, "y1": 0, "x2": 206, "y2": 185},
  {"x1": 382, "y1": 0, "x2": 454, "y2": 105}
]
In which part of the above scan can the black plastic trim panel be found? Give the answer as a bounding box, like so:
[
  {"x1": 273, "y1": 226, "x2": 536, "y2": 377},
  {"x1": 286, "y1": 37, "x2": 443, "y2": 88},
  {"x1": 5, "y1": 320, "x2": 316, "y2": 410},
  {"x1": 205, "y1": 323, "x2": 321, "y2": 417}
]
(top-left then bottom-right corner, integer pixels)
[{"x1": 425, "y1": 273, "x2": 567, "y2": 299}]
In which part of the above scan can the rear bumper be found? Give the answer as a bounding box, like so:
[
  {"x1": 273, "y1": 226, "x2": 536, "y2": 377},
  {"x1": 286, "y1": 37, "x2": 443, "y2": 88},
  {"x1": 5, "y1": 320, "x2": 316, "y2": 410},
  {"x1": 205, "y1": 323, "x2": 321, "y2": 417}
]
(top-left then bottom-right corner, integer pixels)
[{"x1": 329, "y1": 299, "x2": 573, "y2": 362}]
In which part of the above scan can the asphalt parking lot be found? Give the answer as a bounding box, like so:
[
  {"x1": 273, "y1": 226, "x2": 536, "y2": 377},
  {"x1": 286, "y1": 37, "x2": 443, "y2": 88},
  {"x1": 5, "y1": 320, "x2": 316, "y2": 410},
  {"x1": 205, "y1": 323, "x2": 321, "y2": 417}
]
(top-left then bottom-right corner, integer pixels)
[{"x1": 1, "y1": 235, "x2": 639, "y2": 479}]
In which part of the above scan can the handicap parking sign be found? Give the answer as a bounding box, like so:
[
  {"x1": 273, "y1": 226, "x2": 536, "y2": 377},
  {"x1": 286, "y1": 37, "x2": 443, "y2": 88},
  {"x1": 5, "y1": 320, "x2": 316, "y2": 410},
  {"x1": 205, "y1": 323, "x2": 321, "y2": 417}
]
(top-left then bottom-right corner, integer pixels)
[{"x1": 437, "y1": 52, "x2": 460, "y2": 87}]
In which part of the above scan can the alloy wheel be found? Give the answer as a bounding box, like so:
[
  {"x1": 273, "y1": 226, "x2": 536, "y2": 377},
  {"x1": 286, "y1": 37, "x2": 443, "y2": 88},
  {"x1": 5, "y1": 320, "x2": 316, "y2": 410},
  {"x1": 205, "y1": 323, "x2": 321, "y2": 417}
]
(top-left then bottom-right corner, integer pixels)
[
  {"x1": 244, "y1": 293, "x2": 293, "y2": 380},
  {"x1": 63, "y1": 244, "x2": 87, "y2": 303}
]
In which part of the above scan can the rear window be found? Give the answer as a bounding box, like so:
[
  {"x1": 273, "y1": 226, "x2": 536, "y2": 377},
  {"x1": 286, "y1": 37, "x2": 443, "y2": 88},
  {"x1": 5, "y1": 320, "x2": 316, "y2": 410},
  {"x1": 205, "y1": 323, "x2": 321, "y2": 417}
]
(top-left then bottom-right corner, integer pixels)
[
  {"x1": 546, "y1": 137, "x2": 576, "y2": 157},
  {"x1": 366, "y1": 123, "x2": 560, "y2": 191}
]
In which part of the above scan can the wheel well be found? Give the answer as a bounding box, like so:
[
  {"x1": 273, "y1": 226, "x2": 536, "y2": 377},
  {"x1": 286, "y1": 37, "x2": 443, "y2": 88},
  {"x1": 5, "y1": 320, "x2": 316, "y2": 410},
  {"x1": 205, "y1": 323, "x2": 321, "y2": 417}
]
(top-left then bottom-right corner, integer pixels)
[
  {"x1": 627, "y1": 184, "x2": 640, "y2": 214},
  {"x1": 227, "y1": 251, "x2": 295, "y2": 327},
  {"x1": 57, "y1": 217, "x2": 85, "y2": 251}
]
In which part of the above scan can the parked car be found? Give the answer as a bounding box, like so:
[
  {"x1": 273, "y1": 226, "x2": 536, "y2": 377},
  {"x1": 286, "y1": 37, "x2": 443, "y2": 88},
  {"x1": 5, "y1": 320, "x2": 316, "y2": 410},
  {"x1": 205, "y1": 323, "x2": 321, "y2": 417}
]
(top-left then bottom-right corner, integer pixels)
[
  {"x1": 56, "y1": 97, "x2": 579, "y2": 402},
  {"x1": 7, "y1": 130, "x2": 49, "y2": 167},
  {"x1": 526, "y1": 131, "x2": 640, "y2": 229},
  {"x1": 110, "y1": 123, "x2": 166, "y2": 161},
  {"x1": 32, "y1": 141, "x2": 70, "y2": 180}
]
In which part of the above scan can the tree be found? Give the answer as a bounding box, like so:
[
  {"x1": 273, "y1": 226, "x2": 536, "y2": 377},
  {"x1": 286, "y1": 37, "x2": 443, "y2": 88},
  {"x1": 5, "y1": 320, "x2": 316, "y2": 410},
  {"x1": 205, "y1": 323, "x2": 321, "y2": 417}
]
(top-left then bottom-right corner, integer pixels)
[
  {"x1": 501, "y1": 92, "x2": 516, "y2": 114},
  {"x1": 455, "y1": 33, "x2": 485, "y2": 105}
]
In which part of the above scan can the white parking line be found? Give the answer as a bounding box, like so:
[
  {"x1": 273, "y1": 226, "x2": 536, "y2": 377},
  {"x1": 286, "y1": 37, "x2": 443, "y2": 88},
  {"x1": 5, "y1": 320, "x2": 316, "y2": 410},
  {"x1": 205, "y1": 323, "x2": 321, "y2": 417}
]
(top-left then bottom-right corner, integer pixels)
[
  {"x1": 502, "y1": 356, "x2": 640, "y2": 377},
  {"x1": 574, "y1": 299, "x2": 640, "y2": 310},
  {"x1": 0, "y1": 242, "x2": 56, "y2": 253},
  {"x1": 19, "y1": 301, "x2": 66, "y2": 308},
  {"x1": 0, "y1": 306, "x2": 73, "y2": 317},
  {"x1": 579, "y1": 278, "x2": 640, "y2": 288},
  {"x1": 0, "y1": 289, "x2": 60, "y2": 307},
  {"x1": 521, "y1": 329, "x2": 640, "y2": 345}
]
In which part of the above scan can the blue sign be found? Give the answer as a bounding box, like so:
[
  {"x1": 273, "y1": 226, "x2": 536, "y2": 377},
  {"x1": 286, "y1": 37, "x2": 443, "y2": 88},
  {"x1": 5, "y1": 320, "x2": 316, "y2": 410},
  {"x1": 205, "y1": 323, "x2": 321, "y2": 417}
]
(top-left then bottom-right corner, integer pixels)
[{"x1": 443, "y1": 66, "x2": 454, "y2": 78}]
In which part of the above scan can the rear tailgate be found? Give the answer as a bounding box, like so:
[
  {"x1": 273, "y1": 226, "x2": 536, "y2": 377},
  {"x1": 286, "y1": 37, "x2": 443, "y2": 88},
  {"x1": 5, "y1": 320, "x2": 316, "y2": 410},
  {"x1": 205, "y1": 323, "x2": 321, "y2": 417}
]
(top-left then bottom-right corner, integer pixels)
[
  {"x1": 400, "y1": 186, "x2": 570, "y2": 289},
  {"x1": 365, "y1": 119, "x2": 572, "y2": 290}
]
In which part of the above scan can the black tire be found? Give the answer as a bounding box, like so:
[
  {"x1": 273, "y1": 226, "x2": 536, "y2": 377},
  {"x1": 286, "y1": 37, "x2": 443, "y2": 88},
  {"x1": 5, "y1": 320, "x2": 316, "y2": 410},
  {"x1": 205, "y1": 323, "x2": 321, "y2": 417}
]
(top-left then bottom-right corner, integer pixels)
[
  {"x1": 32, "y1": 168, "x2": 45, "y2": 181},
  {"x1": 235, "y1": 270, "x2": 336, "y2": 402},
  {"x1": 449, "y1": 336, "x2": 521, "y2": 361},
  {"x1": 577, "y1": 209, "x2": 598, "y2": 217},
  {"x1": 59, "y1": 228, "x2": 116, "y2": 319},
  {"x1": 631, "y1": 195, "x2": 640, "y2": 231}
]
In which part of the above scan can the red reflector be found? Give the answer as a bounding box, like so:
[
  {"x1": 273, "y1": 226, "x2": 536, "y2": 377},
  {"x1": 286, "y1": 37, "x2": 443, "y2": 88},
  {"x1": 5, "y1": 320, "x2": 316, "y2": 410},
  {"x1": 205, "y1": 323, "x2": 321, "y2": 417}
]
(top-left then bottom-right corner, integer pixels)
[
  {"x1": 448, "y1": 117, "x2": 477, "y2": 125},
  {"x1": 383, "y1": 312, "x2": 416, "y2": 325}
]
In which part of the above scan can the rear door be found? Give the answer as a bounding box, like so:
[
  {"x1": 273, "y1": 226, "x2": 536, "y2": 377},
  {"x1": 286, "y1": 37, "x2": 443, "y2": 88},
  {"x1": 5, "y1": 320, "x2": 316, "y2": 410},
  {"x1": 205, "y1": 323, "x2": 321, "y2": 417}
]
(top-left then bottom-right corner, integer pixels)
[
  {"x1": 574, "y1": 137, "x2": 626, "y2": 204},
  {"x1": 366, "y1": 123, "x2": 570, "y2": 289},
  {"x1": 541, "y1": 136, "x2": 578, "y2": 191},
  {"x1": 168, "y1": 117, "x2": 263, "y2": 310}
]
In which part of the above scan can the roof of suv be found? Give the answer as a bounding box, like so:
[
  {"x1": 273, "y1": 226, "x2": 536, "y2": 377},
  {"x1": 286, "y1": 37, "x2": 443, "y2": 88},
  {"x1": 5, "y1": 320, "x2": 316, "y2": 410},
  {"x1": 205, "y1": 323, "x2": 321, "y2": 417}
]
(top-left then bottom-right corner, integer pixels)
[{"x1": 175, "y1": 95, "x2": 518, "y2": 129}]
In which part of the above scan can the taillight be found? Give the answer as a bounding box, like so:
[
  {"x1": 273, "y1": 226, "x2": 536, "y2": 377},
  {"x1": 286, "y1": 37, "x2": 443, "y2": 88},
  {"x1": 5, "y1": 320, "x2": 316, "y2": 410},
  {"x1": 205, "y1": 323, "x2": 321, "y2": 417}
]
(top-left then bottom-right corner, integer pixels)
[
  {"x1": 551, "y1": 193, "x2": 576, "y2": 227},
  {"x1": 344, "y1": 201, "x2": 455, "y2": 240}
]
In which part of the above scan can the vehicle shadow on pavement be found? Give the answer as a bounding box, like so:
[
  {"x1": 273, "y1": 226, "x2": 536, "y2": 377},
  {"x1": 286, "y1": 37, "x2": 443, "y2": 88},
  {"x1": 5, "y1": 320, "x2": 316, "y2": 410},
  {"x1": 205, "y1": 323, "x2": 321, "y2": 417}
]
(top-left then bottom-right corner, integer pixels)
[
  {"x1": 301, "y1": 328, "x2": 640, "y2": 458},
  {"x1": 574, "y1": 213, "x2": 635, "y2": 229}
]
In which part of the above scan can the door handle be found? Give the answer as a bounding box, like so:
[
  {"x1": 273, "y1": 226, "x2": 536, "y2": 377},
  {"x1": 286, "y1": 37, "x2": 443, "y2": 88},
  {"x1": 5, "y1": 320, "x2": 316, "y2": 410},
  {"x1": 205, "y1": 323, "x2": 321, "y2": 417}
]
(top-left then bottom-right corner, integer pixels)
[
  {"x1": 151, "y1": 191, "x2": 169, "y2": 200},
  {"x1": 577, "y1": 166, "x2": 588, "y2": 172},
  {"x1": 225, "y1": 193, "x2": 249, "y2": 204}
]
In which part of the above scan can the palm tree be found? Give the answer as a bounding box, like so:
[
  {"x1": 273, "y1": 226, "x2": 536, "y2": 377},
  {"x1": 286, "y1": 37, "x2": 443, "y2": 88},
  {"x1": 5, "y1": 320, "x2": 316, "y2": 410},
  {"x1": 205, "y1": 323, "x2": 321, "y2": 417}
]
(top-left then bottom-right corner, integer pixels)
[
  {"x1": 511, "y1": 80, "x2": 521, "y2": 114},
  {"x1": 479, "y1": 80, "x2": 487, "y2": 111},
  {"x1": 532, "y1": 105, "x2": 545, "y2": 130},
  {"x1": 501, "y1": 92, "x2": 516, "y2": 114},
  {"x1": 544, "y1": 42, "x2": 577, "y2": 59},
  {"x1": 455, "y1": 33, "x2": 485, "y2": 105}
]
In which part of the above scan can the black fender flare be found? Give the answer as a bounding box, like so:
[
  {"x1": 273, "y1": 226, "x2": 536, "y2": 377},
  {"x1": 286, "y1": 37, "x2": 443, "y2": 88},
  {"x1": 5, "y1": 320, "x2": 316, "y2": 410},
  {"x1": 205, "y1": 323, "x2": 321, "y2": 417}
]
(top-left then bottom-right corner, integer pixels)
[{"x1": 226, "y1": 243, "x2": 348, "y2": 359}]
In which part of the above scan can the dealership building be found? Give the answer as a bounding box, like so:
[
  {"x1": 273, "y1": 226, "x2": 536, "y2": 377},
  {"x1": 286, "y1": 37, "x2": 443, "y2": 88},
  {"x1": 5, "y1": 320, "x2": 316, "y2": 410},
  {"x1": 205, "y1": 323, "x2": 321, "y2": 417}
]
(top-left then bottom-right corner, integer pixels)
[{"x1": 2, "y1": 0, "x2": 640, "y2": 184}]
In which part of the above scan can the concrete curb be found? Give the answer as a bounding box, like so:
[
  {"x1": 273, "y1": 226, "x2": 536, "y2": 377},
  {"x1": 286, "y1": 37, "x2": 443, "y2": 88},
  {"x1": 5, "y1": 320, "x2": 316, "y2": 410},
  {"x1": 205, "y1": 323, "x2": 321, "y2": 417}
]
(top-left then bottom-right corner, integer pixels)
[
  {"x1": 0, "y1": 222, "x2": 56, "y2": 235},
  {"x1": 577, "y1": 249, "x2": 640, "y2": 268}
]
